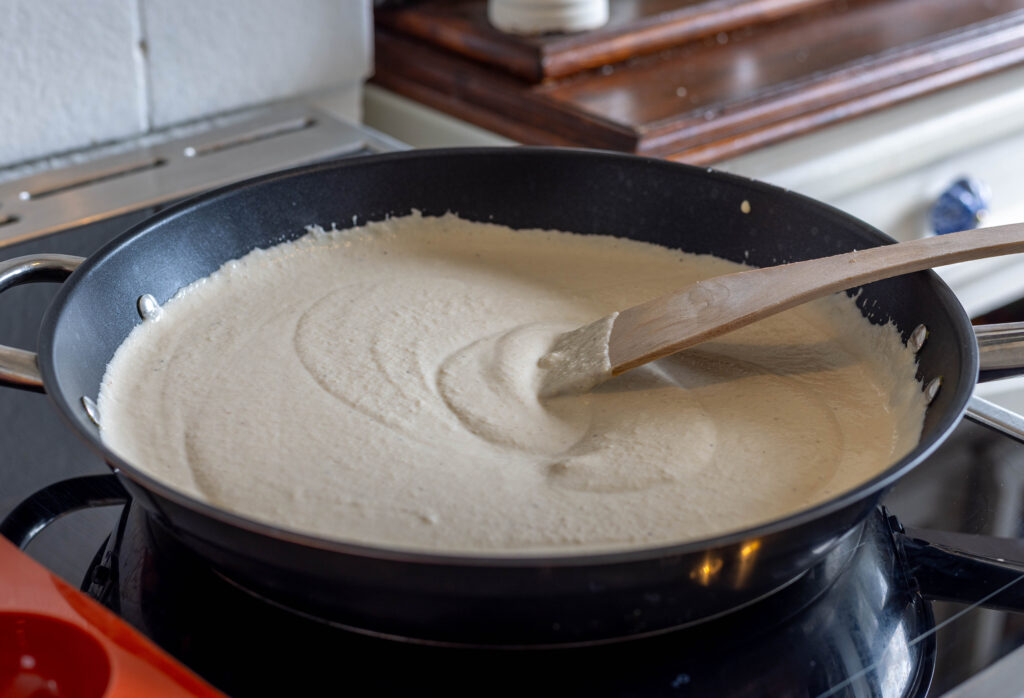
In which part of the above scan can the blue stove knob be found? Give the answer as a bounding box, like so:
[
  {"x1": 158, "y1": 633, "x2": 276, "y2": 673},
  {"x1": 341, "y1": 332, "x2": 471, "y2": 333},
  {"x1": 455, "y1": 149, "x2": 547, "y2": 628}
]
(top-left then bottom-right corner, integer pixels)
[{"x1": 929, "y1": 177, "x2": 990, "y2": 236}]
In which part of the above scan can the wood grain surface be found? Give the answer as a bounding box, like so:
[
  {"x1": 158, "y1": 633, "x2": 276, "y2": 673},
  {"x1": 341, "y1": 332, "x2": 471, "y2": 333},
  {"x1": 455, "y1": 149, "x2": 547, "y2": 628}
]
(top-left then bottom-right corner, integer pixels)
[
  {"x1": 373, "y1": 0, "x2": 1024, "y2": 162},
  {"x1": 376, "y1": 0, "x2": 835, "y2": 82},
  {"x1": 607, "y1": 223, "x2": 1024, "y2": 374}
]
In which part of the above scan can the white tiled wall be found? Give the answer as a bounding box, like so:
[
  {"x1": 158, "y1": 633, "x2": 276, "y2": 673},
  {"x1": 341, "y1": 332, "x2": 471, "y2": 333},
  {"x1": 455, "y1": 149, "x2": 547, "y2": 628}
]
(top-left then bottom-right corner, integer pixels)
[
  {"x1": 0, "y1": 0, "x2": 144, "y2": 166},
  {"x1": 0, "y1": 0, "x2": 372, "y2": 168},
  {"x1": 142, "y1": 0, "x2": 371, "y2": 129}
]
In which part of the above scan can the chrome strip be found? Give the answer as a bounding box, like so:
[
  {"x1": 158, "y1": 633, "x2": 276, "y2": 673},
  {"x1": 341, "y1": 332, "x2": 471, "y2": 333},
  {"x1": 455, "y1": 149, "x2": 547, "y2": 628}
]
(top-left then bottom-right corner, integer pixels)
[
  {"x1": 976, "y1": 322, "x2": 1024, "y2": 371},
  {"x1": 966, "y1": 395, "x2": 1024, "y2": 443},
  {"x1": 0, "y1": 254, "x2": 85, "y2": 391},
  {"x1": 0, "y1": 101, "x2": 408, "y2": 248}
]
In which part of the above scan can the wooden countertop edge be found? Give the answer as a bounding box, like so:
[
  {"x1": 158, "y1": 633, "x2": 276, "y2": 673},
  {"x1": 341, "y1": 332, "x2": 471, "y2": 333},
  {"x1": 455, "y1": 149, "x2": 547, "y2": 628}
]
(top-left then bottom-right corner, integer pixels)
[
  {"x1": 377, "y1": 0, "x2": 837, "y2": 82},
  {"x1": 637, "y1": 10, "x2": 1024, "y2": 155},
  {"x1": 663, "y1": 48, "x2": 1024, "y2": 164},
  {"x1": 374, "y1": 10, "x2": 1024, "y2": 163},
  {"x1": 374, "y1": 30, "x2": 641, "y2": 152}
]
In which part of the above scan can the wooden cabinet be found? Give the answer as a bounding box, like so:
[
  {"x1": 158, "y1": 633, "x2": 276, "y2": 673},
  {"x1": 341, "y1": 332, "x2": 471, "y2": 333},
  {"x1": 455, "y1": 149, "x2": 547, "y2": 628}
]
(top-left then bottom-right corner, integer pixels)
[
  {"x1": 368, "y1": 1, "x2": 1024, "y2": 320},
  {"x1": 374, "y1": 0, "x2": 1024, "y2": 162}
]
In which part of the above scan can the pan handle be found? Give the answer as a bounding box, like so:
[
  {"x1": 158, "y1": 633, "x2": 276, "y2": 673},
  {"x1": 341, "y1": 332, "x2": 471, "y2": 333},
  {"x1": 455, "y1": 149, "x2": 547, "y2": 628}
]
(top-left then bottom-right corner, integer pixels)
[
  {"x1": 0, "y1": 474, "x2": 129, "y2": 550},
  {"x1": 0, "y1": 254, "x2": 84, "y2": 392},
  {"x1": 976, "y1": 322, "x2": 1024, "y2": 381}
]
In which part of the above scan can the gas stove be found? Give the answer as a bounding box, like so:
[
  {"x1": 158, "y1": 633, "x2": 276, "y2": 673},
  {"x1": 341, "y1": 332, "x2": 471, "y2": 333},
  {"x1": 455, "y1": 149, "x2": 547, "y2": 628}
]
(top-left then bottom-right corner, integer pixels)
[{"x1": 2, "y1": 104, "x2": 1024, "y2": 697}]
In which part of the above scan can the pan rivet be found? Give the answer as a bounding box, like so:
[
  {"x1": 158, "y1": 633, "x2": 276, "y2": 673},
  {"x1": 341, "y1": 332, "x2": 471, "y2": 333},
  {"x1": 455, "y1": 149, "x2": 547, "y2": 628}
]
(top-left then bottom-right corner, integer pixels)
[
  {"x1": 137, "y1": 293, "x2": 163, "y2": 321},
  {"x1": 908, "y1": 324, "x2": 928, "y2": 353},
  {"x1": 81, "y1": 396, "x2": 100, "y2": 426},
  {"x1": 924, "y1": 377, "x2": 942, "y2": 404}
]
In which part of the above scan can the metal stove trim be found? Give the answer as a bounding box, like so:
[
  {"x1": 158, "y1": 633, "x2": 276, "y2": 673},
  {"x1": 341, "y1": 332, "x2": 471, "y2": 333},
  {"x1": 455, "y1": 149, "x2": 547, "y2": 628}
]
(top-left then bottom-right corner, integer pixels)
[{"x1": 0, "y1": 101, "x2": 408, "y2": 248}]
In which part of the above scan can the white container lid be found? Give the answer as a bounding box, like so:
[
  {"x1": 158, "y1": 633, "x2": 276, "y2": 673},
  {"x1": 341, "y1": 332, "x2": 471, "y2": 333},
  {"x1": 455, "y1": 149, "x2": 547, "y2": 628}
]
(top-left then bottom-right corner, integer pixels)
[{"x1": 488, "y1": 0, "x2": 609, "y2": 35}]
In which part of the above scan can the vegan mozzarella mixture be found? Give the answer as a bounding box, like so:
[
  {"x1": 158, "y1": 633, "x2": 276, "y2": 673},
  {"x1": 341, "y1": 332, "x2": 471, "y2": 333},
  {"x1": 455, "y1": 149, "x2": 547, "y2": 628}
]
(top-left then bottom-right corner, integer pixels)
[{"x1": 97, "y1": 213, "x2": 927, "y2": 554}]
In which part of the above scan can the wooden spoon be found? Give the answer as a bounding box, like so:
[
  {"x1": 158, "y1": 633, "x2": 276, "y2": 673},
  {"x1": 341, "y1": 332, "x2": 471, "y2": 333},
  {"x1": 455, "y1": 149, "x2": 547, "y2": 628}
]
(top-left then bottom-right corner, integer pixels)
[{"x1": 540, "y1": 223, "x2": 1024, "y2": 396}]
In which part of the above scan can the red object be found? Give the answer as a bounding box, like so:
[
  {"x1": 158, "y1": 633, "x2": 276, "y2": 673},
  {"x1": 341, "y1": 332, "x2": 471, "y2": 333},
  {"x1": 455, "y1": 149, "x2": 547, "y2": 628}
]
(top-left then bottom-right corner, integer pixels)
[{"x1": 0, "y1": 535, "x2": 222, "y2": 697}]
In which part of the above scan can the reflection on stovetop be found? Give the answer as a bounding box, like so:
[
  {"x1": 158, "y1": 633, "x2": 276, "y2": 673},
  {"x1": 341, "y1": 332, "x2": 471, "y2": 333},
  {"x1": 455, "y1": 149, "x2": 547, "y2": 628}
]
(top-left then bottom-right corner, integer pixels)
[
  {"x1": 885, "y1": 419, "x2": 1024, "y2": 691},
  {"x1": 81, "y1": 500, "x2": 932, "y2": 697}
]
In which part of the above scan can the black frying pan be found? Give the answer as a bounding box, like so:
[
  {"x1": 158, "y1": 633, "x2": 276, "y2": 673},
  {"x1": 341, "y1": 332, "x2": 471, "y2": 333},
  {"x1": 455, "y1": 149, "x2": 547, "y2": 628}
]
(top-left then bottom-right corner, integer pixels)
[{"x1": 0, "y1": 148, "x2": 1012, "y2": 645}]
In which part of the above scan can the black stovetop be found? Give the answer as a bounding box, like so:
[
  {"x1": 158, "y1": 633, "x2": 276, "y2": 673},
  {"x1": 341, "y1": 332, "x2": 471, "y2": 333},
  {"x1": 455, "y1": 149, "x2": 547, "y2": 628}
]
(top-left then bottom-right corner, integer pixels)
[{"x1": 81, "y1": 495, "x2": 934, "y2": 697}]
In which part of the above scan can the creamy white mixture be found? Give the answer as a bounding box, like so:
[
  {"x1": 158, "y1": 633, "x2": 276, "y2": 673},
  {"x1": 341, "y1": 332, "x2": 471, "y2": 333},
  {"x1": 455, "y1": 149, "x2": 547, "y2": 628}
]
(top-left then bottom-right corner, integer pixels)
[{"x1": 97, "y1": 213, "x2": 928, "y2": 554}]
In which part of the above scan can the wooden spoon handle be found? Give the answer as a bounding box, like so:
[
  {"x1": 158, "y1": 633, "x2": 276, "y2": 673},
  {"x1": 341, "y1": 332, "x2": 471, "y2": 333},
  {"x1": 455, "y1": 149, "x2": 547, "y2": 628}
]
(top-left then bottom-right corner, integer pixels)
[{"x1": 609, "y1": 222, "x2": 1024, "y2": 374}]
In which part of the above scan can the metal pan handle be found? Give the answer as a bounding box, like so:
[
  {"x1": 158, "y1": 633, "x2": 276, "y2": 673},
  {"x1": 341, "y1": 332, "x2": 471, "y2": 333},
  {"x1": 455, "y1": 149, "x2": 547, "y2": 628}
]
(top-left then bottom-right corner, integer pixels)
[
  {"x1": 0, "y1": 254, "x2": 84, "y2": 392},
  {"x1": 0, "y1": 474, "x2": 129, "y2": 550},
  {"x1": 976, "y1": 322, "x2": 1024, "y2": 380}
]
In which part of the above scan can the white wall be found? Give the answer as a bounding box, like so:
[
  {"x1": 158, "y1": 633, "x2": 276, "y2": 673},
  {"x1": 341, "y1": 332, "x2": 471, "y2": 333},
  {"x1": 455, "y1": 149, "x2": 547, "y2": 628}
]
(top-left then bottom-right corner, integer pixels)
[{"x1": 0, "y1": 0, "x2": 372, "y2": 167}]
